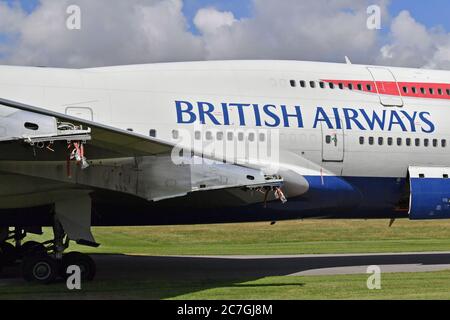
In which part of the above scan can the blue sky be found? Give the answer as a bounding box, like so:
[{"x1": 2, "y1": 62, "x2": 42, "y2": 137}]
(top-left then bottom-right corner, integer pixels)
[
  {"x1": 389, "y1": 0, "x2": 450, "y2": 30},
  {"x1": 2, "y1": 0, "x2": 450, "y2": 31}
]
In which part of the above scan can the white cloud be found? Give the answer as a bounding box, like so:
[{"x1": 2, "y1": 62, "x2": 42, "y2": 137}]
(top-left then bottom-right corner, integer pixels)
[
  {"x1": 194, "y1": 7, "x2": 236, "y2": 35},
  {"x1": 377, "y1": 10, "x2": 450, "y2": 69},
  {"x1": 0, "y1": 0, "x2": 449, "y2": 70}
]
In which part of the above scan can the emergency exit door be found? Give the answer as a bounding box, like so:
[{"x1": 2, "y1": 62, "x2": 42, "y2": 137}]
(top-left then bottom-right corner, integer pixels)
[
  {"x1": 367, "y1": 67, "x2": 404, "y2": 107},
  {"x1": 321, "y1": 119, "x2": 344, "y2": 162}
]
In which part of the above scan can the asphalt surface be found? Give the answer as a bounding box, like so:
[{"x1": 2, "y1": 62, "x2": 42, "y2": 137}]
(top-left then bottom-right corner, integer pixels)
[{"x1": 3, "y1": 251, "x2": 450, "y2": 285}]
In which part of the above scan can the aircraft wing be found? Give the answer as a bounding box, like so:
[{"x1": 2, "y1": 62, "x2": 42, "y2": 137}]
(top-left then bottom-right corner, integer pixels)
[
  {"x1": 0, "y1": 97, "x2": 285, "y2": 200},
  {"x1": 0, "y1": 97, "x2": 172, "y2": 157}
]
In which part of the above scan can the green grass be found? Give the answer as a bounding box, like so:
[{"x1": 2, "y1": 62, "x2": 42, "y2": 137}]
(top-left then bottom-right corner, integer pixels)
[
  {"x1": 26, "y1": 219, "x2": 450, "y2": 255},
  {"x1": 3, "y1": 219, "x2": 450, "y2": 300},
  {"x1": 2, "y1": 271, "x2": 450, "y2": 300}
]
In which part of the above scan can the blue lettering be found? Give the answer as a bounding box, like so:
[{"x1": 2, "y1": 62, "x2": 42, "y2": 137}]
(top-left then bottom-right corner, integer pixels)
[
  {"x1": 360, "y1": 109, "x2": 386, "y2": 130},
  {"x1": 313, "y1": 107, "x2": 334, "y2": 129},
  {"x1": 175, "y1": 100, "x2": 196, "y2": 124},
  {"x1": 419, "y1": 112, "x2": 435, "y2": 133},
  {"x1": 252, "y1": 104, "x2": 262, "y2": 127},
  {"x1": 343, "y1": 108, "x2": 365, "y2": 130},
  {"x1": 400, "y1": 111, "x2": 417, "y2": 132},
  {"x1": 332, "y1": 108, "x2": 342, "y2": 129},
  {"x1": 263, "y1": 105, "x2": 281, "y2": 127},
  {"x1": 198, "y1": 102, "x2": 221, "y2": 125},
  {"x1": 221, "y1": 103, "x2": 230, "y2": 125},
  {"x1": 281, "y1": 105, "x2": 304, "y2": 128},
  {"x1": 388, "y1": 111, "x2": 407, "y2": 131},
  {"x1": 229, "y1": 103, "x2": 250, "y2": 126}
]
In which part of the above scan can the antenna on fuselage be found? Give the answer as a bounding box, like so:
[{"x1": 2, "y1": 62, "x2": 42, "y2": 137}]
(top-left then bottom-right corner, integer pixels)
[{"x1": 344, "y1": 56, "x2": 352, "y2": 65}]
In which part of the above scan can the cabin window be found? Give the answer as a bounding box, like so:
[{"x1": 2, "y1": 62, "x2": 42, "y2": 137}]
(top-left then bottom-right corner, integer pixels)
[
  {"x1": 359, "y1": 137, "x2": 364, "y2": 145},
  {"x1": 403, "y1": 87, "x2": 408, "y2": 94},
  {"x1": 429, "y1": 88, "x2": 434, "y2": 95},
  {"x1": 369, "y1": 137, "x2": 374, "y2": 145},
  {"x1": 326, "y1": 135, "x2": 332, "y2": 144},
  {"x1": 238, "y1": 132, "x2": 244, "y2": 141},
  {"x1": 387, "y1": 137, "x2": 393, "y2": 146},
  {"x1": 329, "y1": 83, "x2": 335, "y2": 89},
  {"x1": 433, "y1": 139, "x2": 438, "y2": 147},
  {"x1": 447, "y1": 89, "x2": 450, "y2": 96},
  {"x1": 442, "y1": 139, "x2": 447, "y2": 148},
  {"x1": 259, "y1": 133, "x2": 266, "y2": 142},
  {"x1": 415, "y1": 138, "x2": 421, "y2": 147},
  {"x1": 300, "y1": 80, "x2": 306, "y2": 88},
  {"x1": 378, "y1": 137, "x2": 384, "y2": 146},
  {"x1": 424, "y1": 139, "x2": 429, "y2": 147},
  {"x1": 438, "y1": 88, "x2": 443, "y2": 95},
  {"x1": 444, "y1": 174, "x2": 449, "y2": 179},
  {"x1": 339, "y1": 83, "x2": 344, "y2": 90},
  {"x1": 205, "y1": 131, "x2": 213, "y2": 141},
  {"x1": 195, "y1": 131, "x2": 201, "y2": 140},
  {"x1": 310, "y1": 81, "x2": 316, "y2": 88},
  {"x1": 172, "y1": 130, "x2": 179, "y2": 139},
  {"x1": 366, "y1": 84, "x2": 372, "y2": 91},
  {"x1": 149, "y1": 129, "x2": 157, "y2": 137},
  {"x1": 348, "y1": 83, "x2": 353, "y2": 90},
  {"x1": 217, "y1": 132, "x2": 223, "y2": 141},
  {"x1": 290, "y1": 80, "x2": 296, "y2": 87},
  {"x1": 227, "y1": 132, "x2": 234, "y2": 141},
  {"x1": 248, "y1": 133, "x2": 255, "y2": 142},
  {"x1": 406, "y1": 138, "x2": 411, "y2": 146},
  {"x1": 420, "y1": 88, "x2": 426, "y2": 94},
  {"x1": 397, "y1": 138, "x2": 402, "y2": 146},
  {"x1": 412, "y1": 87, "x2": 417, "y2": 94},
  {"x1": 357, "y1": 84, "x2": 363, "y2": 91},
  {"x1": 319, "y1": 82, "x2": 325, "y2": 89}
]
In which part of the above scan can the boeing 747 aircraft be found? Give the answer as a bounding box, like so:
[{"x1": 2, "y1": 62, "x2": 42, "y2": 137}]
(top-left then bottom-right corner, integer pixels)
[{"x1": 0, "y1": 60, "x2": 449, "y2": 283}]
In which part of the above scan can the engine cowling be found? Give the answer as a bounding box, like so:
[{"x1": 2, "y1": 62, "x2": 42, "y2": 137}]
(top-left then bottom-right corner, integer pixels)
[{"x1": 409, "y1": 166, "x2": 450, "y2": 220}]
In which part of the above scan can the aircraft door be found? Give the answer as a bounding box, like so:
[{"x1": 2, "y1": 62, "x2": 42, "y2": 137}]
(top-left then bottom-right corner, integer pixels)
[
  {"x1": 321, "y1": 119, "x2": 344, "y2": 162},
  {"x1": 367, "y1": 67, "x2": 403, "y2": 107}
]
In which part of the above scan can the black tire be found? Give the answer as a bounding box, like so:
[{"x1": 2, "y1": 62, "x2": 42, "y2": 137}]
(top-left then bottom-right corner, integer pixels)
[
  {"x1": 0, "y1": 242, "x2": 18, "y2": 265},
  {"x1": 20, "y1": 241, "x2": 46, "y2": 257},
  {"x1": 61, "y1": 252, "x2": 96, "y2": 282},
  {"x1": 22, "y1": 253, "x2": 58, "y2": 284}
]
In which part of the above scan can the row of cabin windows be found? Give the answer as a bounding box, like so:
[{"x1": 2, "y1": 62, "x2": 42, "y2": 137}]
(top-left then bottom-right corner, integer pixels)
[
  {"x1": 356, "y1": 136, "x2": 447, "y2": 148},
  {"x1": 168, "y1": 129, "x2": 267, "y2": 142},
  {"x1": 402, "y1": 86, "x2": 450, "y2": 96},
  {"x1": 290, "y1": 80, "x2": 373, "y2": 92},
  {"x1": 290, "y1": 80, "x2": 450, "y2": 97}
]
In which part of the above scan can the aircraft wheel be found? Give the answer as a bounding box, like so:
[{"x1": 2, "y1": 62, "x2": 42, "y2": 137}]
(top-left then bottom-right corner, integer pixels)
[
  {"x1": 22, "y1": 253, "x2": 59, "y2": 284},
  {"x1": 0, "y1": 242, "x2": 18, "y2": 265},
  {"x1": 60, "y1": 252, "x2": 96, "y2": 282}
]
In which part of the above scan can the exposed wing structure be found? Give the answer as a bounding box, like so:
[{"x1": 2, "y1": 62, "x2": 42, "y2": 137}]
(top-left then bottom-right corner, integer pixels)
[{"x1": 0, "y1": 98, "x2": 172, "y2": 157}]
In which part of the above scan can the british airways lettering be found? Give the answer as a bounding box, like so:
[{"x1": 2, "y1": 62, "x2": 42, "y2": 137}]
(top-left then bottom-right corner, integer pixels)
[{"x1": 175, "y1": 100, "x2": 435, "y2": 133}]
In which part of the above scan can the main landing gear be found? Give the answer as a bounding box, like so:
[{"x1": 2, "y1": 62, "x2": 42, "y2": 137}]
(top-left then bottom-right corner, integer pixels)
[{"x1": 0, "y1": 222, "x2": 96, "y2": 284}]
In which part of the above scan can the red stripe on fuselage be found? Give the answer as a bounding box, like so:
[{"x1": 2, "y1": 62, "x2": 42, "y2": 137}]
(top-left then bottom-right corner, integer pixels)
[{"x1": 322, "y1": 79, "x2": 450, "y2": 100}]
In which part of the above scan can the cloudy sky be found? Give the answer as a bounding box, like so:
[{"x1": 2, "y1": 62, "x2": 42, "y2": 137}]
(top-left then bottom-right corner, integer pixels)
[{"x1": 0, "y1": 0, "x2": 449, "y2": 69}]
